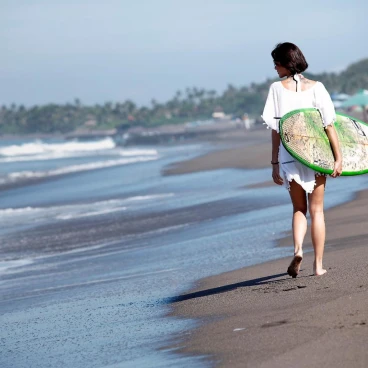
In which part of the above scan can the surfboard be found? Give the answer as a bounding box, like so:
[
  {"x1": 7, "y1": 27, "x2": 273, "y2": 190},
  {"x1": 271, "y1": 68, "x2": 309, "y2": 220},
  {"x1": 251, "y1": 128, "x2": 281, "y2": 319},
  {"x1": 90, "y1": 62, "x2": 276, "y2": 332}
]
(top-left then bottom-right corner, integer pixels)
[{"x1": 279, "y1": 108, "x2": 368, "y2": 176}]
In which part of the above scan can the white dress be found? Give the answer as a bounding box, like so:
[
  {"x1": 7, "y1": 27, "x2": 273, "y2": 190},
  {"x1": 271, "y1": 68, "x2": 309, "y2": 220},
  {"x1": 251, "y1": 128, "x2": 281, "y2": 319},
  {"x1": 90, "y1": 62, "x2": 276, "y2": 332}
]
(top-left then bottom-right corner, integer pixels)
[{"x1": 262, "y1": 78, "x2": 336, "y2": 193}]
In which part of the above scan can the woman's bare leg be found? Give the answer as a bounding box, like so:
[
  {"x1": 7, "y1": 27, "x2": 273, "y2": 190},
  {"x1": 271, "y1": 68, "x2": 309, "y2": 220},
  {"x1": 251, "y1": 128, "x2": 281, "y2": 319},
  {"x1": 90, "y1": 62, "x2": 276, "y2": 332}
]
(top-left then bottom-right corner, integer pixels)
[
  {"x1": 287, "y1": 180, "x2": 308, "y2": 277},
  {"x1": 308, "y1": 175, "x2": 327, "y2": 276},
  {"x1": 289, "y1": 180, "x2": 308, "y2": 257}
]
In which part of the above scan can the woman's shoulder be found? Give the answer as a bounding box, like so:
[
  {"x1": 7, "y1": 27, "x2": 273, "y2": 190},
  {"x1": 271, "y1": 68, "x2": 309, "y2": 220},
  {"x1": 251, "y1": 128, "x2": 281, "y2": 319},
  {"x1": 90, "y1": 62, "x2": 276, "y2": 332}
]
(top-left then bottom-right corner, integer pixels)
[
  {"x1": 269, "y1": 81, "x2": 282, "y2": 90},
  {"x1": 312, "y1": 80, "x2": 329, "y2": 92},
  {"x1": 301, "y1": 77, "x2": 327, "y2": 88},
  {"x1": 271, "y1": 81, "x2": 282, "y2": 87},
  {"x1": 300, "y1": 77, "x2": 330, "y2": 93},
  {"x1": 300, "y1": 76, "x2": 317, "y2": 87}
]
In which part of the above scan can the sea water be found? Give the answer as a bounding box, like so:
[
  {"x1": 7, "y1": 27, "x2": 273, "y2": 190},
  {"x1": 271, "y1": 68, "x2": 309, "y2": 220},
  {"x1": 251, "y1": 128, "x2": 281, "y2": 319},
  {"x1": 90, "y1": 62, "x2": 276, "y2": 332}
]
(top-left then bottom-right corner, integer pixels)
[{"x1": 0, "y1": 137, "x2": 367, "y2": 368}]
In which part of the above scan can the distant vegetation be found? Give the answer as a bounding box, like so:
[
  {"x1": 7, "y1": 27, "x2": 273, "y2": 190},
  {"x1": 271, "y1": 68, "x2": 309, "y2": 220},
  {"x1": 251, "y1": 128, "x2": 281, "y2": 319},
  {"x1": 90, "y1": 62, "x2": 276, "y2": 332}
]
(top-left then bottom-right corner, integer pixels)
[{"x1": 1, "y1": 58, "x2": 368, "y2": 135}]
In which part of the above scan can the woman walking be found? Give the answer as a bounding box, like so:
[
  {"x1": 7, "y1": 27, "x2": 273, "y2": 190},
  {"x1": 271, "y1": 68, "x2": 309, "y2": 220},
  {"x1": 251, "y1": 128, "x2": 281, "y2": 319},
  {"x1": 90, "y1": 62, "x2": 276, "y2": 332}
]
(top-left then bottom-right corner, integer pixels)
[{"x1": 262, "y1": 42, "x2": 342, "y2": 277}]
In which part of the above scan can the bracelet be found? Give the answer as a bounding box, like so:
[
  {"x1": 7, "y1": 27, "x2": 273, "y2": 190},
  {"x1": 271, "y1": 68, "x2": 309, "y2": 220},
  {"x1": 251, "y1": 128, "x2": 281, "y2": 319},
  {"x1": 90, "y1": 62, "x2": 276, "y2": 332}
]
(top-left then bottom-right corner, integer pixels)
[{"x1": 271, "y1": 161, "x2": 279, "y2": 165}]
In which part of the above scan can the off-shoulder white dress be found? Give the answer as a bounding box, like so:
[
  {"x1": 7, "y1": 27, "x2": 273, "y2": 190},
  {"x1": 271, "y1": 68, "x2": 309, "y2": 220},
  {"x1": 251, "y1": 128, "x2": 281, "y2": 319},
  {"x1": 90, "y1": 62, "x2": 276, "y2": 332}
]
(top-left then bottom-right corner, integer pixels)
[{"x1": 262, "y1": 79, "x2": 336, "y2": 193}]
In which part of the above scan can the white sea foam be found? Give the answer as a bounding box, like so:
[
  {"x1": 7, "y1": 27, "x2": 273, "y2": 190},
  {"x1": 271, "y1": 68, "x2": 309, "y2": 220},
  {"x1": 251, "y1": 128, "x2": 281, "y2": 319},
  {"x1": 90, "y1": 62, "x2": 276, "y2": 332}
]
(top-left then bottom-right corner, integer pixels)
[
  {"x1": 56, "y1": 207, "x2": 127, "y2": 220},
  {"x1": 1, "y1": 156, "x2": 158, "y2": 184},
  {"x1": 118, "y1": 149, "x2": 158, "y2": 157},
  {"x1": 0, "y1": 193, "x2": 175, "y2": 225},
  {"x1": 126, "y1": 194, "x2": 175, "y2": 201},
  {"x1": 0, "y1": 200, "x2": 127, "y2": 224},
  {"x1": 1, "y1": 267, "x2": 179, "y2": 293},
  {"x1": 0, "y1": 258, "x2": 34, "y2": 273},
  {"x1": 0, "y1": 148, "x2": 159, "y2": 164},
  {"x1": 0, "y1": 138, "x2": 115, "y2": 157},
  {"x1": 0, "y1": 138, "x2": 159, "y2": 163}
]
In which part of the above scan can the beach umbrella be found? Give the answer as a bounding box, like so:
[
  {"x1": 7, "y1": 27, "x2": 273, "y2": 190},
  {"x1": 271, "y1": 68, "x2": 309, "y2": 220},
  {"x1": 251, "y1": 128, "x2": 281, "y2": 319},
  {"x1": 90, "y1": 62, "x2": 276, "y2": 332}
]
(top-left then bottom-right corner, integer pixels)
[{"x1": 341, "y1": 89, "x2": 368, "y2": 122}]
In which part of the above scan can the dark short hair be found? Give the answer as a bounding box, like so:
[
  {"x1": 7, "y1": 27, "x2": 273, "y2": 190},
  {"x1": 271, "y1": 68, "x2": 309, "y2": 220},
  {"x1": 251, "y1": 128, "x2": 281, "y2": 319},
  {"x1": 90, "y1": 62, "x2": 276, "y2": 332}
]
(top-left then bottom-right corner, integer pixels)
[{"x1": 271, "y1": 42, "x2": 308, "y2": 74}]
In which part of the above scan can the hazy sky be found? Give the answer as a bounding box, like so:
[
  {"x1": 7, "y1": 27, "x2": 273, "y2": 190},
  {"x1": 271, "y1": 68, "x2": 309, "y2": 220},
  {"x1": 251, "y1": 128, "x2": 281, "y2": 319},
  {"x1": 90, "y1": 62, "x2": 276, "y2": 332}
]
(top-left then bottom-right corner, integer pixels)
[{"x1": 1, "y1": 0, "x2": 367, "y2": 106}]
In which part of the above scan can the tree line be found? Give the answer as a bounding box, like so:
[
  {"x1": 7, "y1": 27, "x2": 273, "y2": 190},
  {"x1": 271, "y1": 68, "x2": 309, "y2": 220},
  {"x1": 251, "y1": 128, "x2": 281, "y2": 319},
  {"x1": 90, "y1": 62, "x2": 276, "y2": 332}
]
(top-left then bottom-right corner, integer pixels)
[{"x1": 1, "y1": 58, "x2": 367, "y2": 135}]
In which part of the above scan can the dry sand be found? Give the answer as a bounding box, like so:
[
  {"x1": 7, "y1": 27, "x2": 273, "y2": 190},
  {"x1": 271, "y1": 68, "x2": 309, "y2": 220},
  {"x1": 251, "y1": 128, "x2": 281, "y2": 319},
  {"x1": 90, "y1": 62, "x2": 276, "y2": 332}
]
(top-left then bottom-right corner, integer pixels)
[{"x1": 167, "y1": 128, "x2": 368, "y2": 367}]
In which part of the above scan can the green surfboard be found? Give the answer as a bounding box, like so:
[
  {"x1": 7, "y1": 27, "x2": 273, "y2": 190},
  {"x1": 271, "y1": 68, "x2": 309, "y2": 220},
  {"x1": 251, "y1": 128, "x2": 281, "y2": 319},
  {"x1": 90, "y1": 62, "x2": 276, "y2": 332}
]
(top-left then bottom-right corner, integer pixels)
[{"x1": 279, "y1": 108, "x2": 368, "y2": 176}]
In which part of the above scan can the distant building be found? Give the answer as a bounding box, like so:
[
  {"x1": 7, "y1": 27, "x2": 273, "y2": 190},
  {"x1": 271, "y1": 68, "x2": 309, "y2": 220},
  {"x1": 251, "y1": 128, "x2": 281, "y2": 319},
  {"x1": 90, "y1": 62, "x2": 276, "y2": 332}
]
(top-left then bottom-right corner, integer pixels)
[
  {"x1": 212, "y1": 111, "x2": 226, "y2": 119},
  {"x1": 331, "y1": 93, "x2": 350, "y2": 109},
  {"x1": 84, "y1": 119, "x2": 97, "y2": 128}
]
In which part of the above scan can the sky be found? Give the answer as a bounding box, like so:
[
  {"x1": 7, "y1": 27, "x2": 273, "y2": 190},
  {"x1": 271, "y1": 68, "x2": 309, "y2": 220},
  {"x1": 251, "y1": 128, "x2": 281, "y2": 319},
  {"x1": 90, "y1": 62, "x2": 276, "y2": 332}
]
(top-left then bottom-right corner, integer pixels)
[{"x1": 1, "y1": 0, "x2": 367, "y2": 107}]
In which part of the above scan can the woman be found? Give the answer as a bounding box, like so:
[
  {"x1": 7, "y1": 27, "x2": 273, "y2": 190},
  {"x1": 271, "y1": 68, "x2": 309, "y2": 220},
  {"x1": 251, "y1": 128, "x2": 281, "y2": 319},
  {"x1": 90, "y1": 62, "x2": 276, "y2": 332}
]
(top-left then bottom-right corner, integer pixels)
[{"x1": 262, "y1": 42, "x2": 342, "y2": 277}]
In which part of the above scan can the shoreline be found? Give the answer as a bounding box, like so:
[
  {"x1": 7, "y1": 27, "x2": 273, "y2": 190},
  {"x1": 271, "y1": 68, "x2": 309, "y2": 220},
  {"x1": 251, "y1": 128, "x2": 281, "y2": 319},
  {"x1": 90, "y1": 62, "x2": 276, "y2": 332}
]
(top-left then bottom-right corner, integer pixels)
[
  {"x1": 163, "y1": 128, "x2": 271, "y2": 176},
  {"x1": 168, "y1": 188, "x2": 368, "y2": 367},
  {"x1": 163, "y1": 128, "x2": 368, "y2": 367},
  {"x1": 4, "y1": 126, "x2": 368, "y2": 368}
]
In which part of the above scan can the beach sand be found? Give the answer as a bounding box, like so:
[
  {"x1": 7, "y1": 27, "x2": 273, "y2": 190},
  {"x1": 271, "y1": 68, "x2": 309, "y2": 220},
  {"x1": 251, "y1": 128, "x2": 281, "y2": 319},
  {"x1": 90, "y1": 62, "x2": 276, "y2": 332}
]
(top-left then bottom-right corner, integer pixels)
[
  {"x1": 163, "y1": 128, "x2": 272, "y2": 175},
  {"x1": 168, "y1": 128, "x2": 368, "y2": 367}
]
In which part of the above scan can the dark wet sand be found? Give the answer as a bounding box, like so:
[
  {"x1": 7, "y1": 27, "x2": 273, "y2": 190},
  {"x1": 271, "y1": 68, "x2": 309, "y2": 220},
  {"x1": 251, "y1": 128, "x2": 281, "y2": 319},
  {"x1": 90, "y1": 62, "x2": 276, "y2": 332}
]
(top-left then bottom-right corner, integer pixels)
[
  {"x1": 163, "y1": 128, "x2": 271, "y2": 175},
  {"x1": 168, "y1": 128, "x2": 368, "y2": 367}
]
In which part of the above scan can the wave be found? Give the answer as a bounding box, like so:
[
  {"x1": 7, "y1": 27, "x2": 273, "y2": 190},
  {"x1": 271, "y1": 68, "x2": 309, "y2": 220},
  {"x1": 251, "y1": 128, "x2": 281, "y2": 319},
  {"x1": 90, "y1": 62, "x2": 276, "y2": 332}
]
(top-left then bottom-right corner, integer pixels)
[
  {"x1": 0, "y1": 201, "x2": 128, "y2": 229},
  {"x1": 0, "y1": 156, "x2": 158, "y2": 185},
  {"x1": 125, "y1": 194, "x2": 175, "y2": 201},
  {"x1": 56, "y1": 207, "x2": 128, "y2": 220},
  {"x1": 0, "y1": 138, "x2": 159, "y2": 164},
  {"x1": 0, "y1": 138, "x2": 116, "y2": 157},
  {"x1": 0, "y1": 259, "x2": 34, "y2": 274},
  {"x1": 118, "y1": 149, "x2": 158, "y2": 157},
  {"x1": 0, "y1": 147, "x2": 159, "y2": 163},
  {"x1": 0, "y1": 193, "x2": 175, "y2": 224}
]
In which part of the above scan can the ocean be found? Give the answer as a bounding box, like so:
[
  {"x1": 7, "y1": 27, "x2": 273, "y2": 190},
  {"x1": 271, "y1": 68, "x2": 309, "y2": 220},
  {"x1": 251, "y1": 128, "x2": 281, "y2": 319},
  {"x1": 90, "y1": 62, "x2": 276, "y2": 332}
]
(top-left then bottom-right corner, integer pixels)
[{"x1": 1, "y1": 136, "x2": 367, "y2": 367}]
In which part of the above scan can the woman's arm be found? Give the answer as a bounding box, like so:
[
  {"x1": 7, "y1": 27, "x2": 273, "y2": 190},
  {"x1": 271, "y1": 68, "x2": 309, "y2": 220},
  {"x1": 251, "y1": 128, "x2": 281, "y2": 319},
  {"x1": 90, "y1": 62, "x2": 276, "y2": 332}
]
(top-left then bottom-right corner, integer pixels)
[
  {"x1": 315, "y1": 83, "x2": 342, "y2": 177},
  {"x1": 271, "y1": 130, "x2": 283, "y2": 185},
  {"x1": 325, "y1": 125, "x2": 342, "y2": 177}
]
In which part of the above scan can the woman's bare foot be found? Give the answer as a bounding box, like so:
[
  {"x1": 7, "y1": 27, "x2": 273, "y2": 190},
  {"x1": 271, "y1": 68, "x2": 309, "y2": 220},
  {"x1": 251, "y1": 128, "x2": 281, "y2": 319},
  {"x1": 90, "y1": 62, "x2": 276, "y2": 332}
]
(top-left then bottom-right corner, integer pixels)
[
  {"x1": 313, "y1": 261, "x2": 327, "y2": 276},
  {"x1": 287, "y1": 253, "x2": 303, "y2": 278}
]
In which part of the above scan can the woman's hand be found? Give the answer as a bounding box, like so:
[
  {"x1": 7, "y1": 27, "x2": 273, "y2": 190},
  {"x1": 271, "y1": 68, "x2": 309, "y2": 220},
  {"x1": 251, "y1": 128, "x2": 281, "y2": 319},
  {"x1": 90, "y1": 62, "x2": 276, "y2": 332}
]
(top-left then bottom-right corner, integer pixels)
[
  {"x1": 271, "y1": 131, "x2": 283, "y2": 185},
  {"x1": 325, "y1": 125, "x2": 342, "y2": 178},
  {"x1": 272, "y1": 164, "x2": 284, "y2": 185},
  {"x1": 330, "y1": 159, "x2": 342, "y2": 178}
]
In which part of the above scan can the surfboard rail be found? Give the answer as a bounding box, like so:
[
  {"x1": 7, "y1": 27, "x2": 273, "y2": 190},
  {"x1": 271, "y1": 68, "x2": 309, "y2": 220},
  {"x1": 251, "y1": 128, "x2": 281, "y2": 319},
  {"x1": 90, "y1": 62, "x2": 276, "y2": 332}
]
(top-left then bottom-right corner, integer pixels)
[{"x1": 279, "y1": 108, "x2": 368, "y2": 176}]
